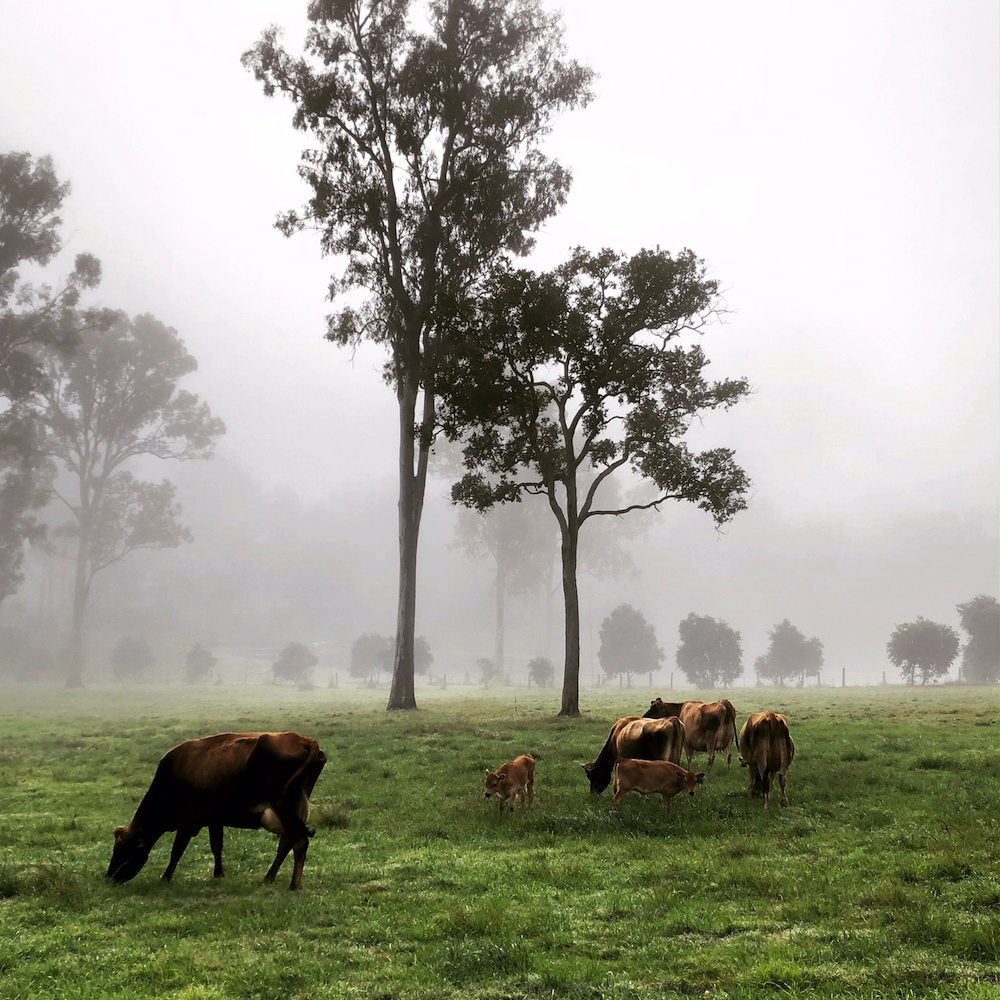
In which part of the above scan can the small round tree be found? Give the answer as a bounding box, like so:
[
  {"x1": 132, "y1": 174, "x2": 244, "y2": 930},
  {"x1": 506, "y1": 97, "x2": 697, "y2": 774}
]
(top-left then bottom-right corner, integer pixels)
[
  {"x1": 675, "y1": 613, "x2": 743, "y2": 687},
  {"x1": 184, "y1": 643, "x2": 218, "y2": 683},
  {"x1": 956, "y1": 595, "x2": 999, "y2": 684},
  {"x1": 887, "y1": 618, "x2": 959, "y2": 685},
  {"x1": 527, "y1": 656, "x2": 555, "y2": 688},
  {"x1": 272, "y1": 642, "x2": 318, "y2": 685},
  {"x1": 599, "y1": 604, "x2": 664, "y2": 688},
  {"x1": 754, "y1": 620, "x2": 823, "y2": 687},
  {"x1": 350, "y1": 633, "x2": 392, "y2": 686}
]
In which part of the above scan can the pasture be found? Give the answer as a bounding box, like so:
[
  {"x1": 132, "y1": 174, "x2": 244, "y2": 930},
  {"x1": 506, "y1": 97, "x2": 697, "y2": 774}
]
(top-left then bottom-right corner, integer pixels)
[{"x1": 0, "y1": 683, "x2": 996, "y2": 999}]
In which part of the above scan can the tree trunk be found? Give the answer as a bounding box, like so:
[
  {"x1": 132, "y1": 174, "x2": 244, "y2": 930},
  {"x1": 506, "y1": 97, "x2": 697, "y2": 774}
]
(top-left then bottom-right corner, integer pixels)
[
  {"x1": 387, "y1": 374, "x2": 427, "y2": 711},
  {"x1": 558, "y1": 524, "x2": 581, "y2": 717},
  {"x1": 494, "y1": 558, "x2": 506, "y2": 677}
]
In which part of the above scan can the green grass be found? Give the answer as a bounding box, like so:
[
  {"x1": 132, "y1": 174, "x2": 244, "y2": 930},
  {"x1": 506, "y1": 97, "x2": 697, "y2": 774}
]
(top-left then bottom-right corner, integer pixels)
[{"x1": 0, "y1": 683, "x2": 996, "y2": 999}]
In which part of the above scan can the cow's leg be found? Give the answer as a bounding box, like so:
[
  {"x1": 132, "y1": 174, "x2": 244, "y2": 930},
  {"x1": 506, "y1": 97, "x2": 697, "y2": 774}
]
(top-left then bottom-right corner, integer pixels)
[
  {"x1": 162, "y1": 830, "x2": 193, "y2": 880},
  {"x1": 661, "y1": 794, "x2": 672, "y2": 810},
  {"x1": 779, "y1": 771, "x2": 789, "y2": 808},
  {"x1": 762, "y1": 770, "x2": 773, "y2": 809},
  {"x1": 526, "y1": 777, "x2": 534, "y2": 809},
  {"x1": 265, "y1": 833, "x2": 294, "y2": 884},
  {"x1": 209, "y1": 825, "x2": 225, "y2": 877}
]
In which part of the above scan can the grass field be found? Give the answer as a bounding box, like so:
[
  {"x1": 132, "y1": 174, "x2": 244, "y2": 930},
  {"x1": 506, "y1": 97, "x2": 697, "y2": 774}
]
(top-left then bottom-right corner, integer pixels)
[{"x1": 0, "y1": 683, "x2": 996, "y2": 999}]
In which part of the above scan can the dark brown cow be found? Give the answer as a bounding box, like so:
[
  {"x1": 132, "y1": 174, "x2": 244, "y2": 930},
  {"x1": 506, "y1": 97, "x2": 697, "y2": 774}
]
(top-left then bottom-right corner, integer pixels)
[
  {"x1": 739, "y1": 711, "x2": 795, "y2": 808},
  {"x1": 643, "y1": 698, "x2": 689, "y2": 719},
  {"x1": 107, "y1": 732, "x2": 326, "y2": 890},
  {"x1": 582, "y1": 715, "x2": 685, "y2": 794},
  {"x1": 678, "y1": 699, "x2": 738, "y2": 769},
  {"x1": 484, "y1": 754, "x2": 535, "y2": 812},
  {"x1": 612, "y1": 758, "x2": 706, "y2": 810}
]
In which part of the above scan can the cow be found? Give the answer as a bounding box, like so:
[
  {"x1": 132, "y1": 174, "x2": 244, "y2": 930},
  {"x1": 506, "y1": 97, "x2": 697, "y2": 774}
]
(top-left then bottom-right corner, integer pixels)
[
  {"x1": 107, "y1": 731, "x2": 327, "y2": 890},
  {"x1": 484, "y1": 754, "x2": 535, "y2": 811},
  {"x1": 678, "y1": 699, "x2": 738, "y2": 769},
  {"x1": 739, "y1": 711, "x2": 795, "y2": 808},
  {"x1": 643, "y1": 698, "x2": 689, "y2": 719},
  {"x1": 612, "y1": 758, "x2": 706, "y2": 810},
  {"x1": 582, "y1": 715, "x2": 685, "y2": 794}
]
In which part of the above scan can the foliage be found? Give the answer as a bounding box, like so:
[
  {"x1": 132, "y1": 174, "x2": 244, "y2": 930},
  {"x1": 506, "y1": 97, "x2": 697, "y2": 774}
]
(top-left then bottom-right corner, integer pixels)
[
  {"x1": 476, "y1": 656, "x2": 500, "y2": 688},
  {"x1": 110, "y1": 635, "x2": 155, "y2": 681},
  {"x1": 271, "y1": 641, "x2": 318, "y2": 684},
  {"x1": 184, "y1": 643, "x2": 217, "y2": 683},
  {"x1": 675, "y1": 612, "x2": 743, "y2": 687},
  {"x1": 754, "y1": 618, "x2": 824, "y2": 686},
  {"x1": 441, "y1": 246, "x2": 751, "y2": 715},
  {"x1": 887, "y1": 617, "x2": 960, "y2": 685},
  {"x1": 38, "y1": 311, "x2": 225, "y2": 685},
  {"x1": 0, "y1": 685, "x2": 996, "y2": 999},
  {"x1": 956, "y1": 594, "x2": 999, "y2": 684},
  {"x1": 350, "y1": 632, "x2": 392, "y2": 684},
  {"x1": 526, "y1": 655, "x2": 554, "y2": 688},
  {"x1": 598, "y1": 603, "x2": 664, "y2": 686},
  {"x1": 242, "y1": 0, "x2": 593, "y2": 711},
  {"x1": 0, "y1": 151, "x2": 103, "y2": 603}
]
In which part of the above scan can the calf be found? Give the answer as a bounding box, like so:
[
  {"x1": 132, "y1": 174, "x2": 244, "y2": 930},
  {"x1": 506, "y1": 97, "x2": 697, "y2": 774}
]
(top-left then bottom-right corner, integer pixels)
[
  {"x1": 484, "y1": 754, "x2": 535, "y2": 812},
  {"x1": 107, "y1": 732, "x2": 326, "y2": 890},
  {"x1": 612, "y1": 758, "x2": 706, "y2": 811}
]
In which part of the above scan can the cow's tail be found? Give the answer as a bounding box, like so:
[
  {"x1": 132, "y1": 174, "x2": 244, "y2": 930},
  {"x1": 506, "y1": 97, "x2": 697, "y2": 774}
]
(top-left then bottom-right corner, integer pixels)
[{"x1": 281, "y1": 741, "x2": 327, "y2": 837}]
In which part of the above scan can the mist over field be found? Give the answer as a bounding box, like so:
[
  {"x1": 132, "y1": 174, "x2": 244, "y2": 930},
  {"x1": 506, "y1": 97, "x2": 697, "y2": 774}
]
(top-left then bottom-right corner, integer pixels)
[{"x1": 0, "y1": 0, "x2": 996, "y2": 692}]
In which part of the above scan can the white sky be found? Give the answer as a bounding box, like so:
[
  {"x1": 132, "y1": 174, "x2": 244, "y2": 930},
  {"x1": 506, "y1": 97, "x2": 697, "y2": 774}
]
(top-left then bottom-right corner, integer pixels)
[{"x1": 1, "y1": 0, "x2": 997, "y2": 526}]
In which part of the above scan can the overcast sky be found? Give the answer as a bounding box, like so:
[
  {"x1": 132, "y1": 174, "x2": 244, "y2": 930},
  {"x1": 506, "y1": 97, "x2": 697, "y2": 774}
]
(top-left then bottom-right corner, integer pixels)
[{"x1": 2, "y1": 0, "x2": 997, "y2": 522}]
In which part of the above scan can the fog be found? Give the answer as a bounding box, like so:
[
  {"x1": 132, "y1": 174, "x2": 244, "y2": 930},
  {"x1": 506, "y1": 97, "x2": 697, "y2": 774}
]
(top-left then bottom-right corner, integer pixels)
[{"x1": 0, "y1": 1, "x2": 996, "y2": 688}]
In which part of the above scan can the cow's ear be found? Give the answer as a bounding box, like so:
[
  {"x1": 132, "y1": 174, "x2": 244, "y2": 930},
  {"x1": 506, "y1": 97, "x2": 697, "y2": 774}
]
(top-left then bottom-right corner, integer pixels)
[
  {"x1": 696, "y1": 773, "x2": 706, "y2": 784},
  {"x1": 497, "y1": 771, "x2": 506, "y2": 781},
  {"x1": 485, "y1": 769, "x2": 491, "y2": 777},
  {"x1": 114, "y1": 826, "x2": 128, "y2": 843}
]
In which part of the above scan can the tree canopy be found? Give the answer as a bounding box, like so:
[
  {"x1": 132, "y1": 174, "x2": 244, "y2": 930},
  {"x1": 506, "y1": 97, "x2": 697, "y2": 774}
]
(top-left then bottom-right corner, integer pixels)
[
  {"x1": 956, "y1": 595, "x2": 998, "y2": 684},
  {"x1": 440, "y1": 246, "x2": 751, "y2": 714},
  {"x1": 754, "y1": 619, "x2": 824, "y2": 687},
  {"x1": 111, "y1": 635, "x2": 155, "y2": 681},
  {"x1": 273, "y1": 642, "x2": 318, "y2": 684},
  {"x1": 886, "y1": 617, "x2": 960, "y2": 686},
  {"x1": 243, "y1": 0, "x2": 593, "y2": 711},
  {"x1": 0, "y1": 150, "x2": 102, "y2": 604},
  {"x1": 598, "y1": 603, "x2": 664, "y2": 687},
  {"x1": 39, "y1": 312, "x2": 225, "y2": 685},
  {"x1": 675, "y1": 612, "x2": 743, "y2": 688}
]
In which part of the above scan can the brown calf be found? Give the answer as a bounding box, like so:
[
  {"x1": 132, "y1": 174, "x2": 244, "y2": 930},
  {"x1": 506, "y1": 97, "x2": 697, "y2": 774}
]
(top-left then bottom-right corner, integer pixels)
[
  {"x1": 612, "y1": 758, "x2": 706, "y2": 810},
  {"x1": 484, "y1": 754, "x2": 535, "y2": 812}
]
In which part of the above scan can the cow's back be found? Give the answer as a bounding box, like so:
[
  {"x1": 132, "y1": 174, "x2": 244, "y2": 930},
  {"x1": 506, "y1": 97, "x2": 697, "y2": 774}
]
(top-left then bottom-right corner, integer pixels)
[{"x1": 618, "y1": 717, "x2": 684, "y2": 765}]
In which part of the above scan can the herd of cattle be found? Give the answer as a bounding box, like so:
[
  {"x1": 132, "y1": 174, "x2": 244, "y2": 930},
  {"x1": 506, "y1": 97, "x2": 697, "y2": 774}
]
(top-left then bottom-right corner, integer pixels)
[{"x1": 106, "y1": 698, "x2": 794, "y2": 891}]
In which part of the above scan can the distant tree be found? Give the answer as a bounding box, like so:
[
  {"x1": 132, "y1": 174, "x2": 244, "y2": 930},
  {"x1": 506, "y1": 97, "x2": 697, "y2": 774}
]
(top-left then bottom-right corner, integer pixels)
[
  {"x1": 409, "y1": 635, "x2": 434, "y2": 677},
  {"x1": 476, "y1": 656, "x2": 500, "y2": 688},
  {"x1": 755, "y1": 619, "x2": 824, "y2": 686},
  {"x1": 38, "y1": 312, "x2": 225, "y2": 686},
  {"x1": 956, "y1": 595, "x2": 999, "y2": 684},
  {"x1": 441, "y1": 247, "x2": 751, "y2": 716},
  {"x1": 675, "y1": 612, "x2": 743, "y2": 688},
  {"x1": 111, "y1": 635, "x2": 155, "y2": 681},
  {"x1": 243, "y1": 0, "x2": 594, "y2": 712},
  {"x1": 350, "y1": 633, "x2": 392, "y2": 686},
  {"x1": 598, "y1": 604, "x2": 664, "y2": 688},
  {"x1": 527, "y1": 655, "x2": 554, "y2": 688},
  {"x1": 886, "y1": 618, "x2": 960, "y2": 686},
  {"x1": 185, "y1": 643, "x2": 218, "y2": 683},
  {"x1": 0, "y1": 151, "x2": 102, "y2": 604},
  {"x1": 272, "y1": 642, "x2": 318, "y2": 684}
]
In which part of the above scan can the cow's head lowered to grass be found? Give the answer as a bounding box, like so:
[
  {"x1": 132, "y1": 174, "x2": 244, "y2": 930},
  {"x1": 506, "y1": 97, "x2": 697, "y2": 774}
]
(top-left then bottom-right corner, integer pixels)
[{"x1": 107, "y1": 825, "x2": 155, "y2": 883}]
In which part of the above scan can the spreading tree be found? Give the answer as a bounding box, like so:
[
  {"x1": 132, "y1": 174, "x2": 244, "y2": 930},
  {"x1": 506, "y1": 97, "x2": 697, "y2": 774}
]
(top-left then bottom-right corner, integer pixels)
[
  {"x1": 440, "y1": 247, "x2": 751, "y2": 715},
  {"x1": 111, "y1": 635, "x2": 155, "y2": 681},
  {"x1": 598, "y1": 603, "x2": 664, "y2": 689},
  {"x1": 0, "y1": 151, "x2": 102, "y2": 602},
  {"x1": 526, "y1": 655, "x2": 554, "y2": 687},
  {"x1": 350, "y1": 632, "x2": 392, "y2": 685},
  {"x1": 243, "y1": 0, "x2": 593, "y2": 710},
  {"x1": 272, "y1": 641, "x2": 318, "y2": 684},
  {"x1": 956, "y1": 594, "x2": 998, "y2": 684},
  {"x1": 185, "y1": 643, "x2": 218, "y2": 683},
  {"x1": 886, "y1": 617, "x2": 960, "y2": 686},
  {"x1": 38, "y1": 312, "x2": 225, "y2": 686},
  {"x1": 675, "y1": 612, "x2": 743, "y2": 688},
  {"x1": 754, "y1": 619, "x2": 824, "y2": 687}
]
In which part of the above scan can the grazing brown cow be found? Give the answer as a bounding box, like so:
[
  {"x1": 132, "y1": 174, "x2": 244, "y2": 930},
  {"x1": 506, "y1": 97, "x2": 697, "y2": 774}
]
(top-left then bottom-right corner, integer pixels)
[
  {"x1": 484, "y1": 754, "x2": 535, "y2": 811},
  {"x1": 612, "y1": 758, "x2": 706, "y2": 810},
  {"x1": 582, "y1": 715, "x2": 685, "y2": 794},
  {"x1": 107, "y1": 732, "x2": 326, "y2": 890},
  {"x1": 643, "y1": 698, "x2": 689, "y2": 719},
  {"x1": 678, "y1": 699, "x2": 738, "y2": 769},
  {"x1": 739, "y1": 712, "x2": 795, "y2": 808}
]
